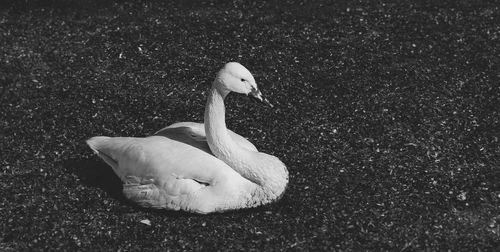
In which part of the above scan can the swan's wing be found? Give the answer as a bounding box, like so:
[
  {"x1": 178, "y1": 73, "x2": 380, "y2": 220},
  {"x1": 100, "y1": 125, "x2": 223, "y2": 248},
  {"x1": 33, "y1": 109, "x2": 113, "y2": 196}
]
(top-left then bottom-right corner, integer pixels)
[
  {"x1": 155, "y1": 122, "x2": 258, "y2": 152},
  {"x1": 86, "y1": 136, "x2": 252, "y2": 213},
  {"x1": 121, "y1": 175, "x2": 207, "y2": 210}
]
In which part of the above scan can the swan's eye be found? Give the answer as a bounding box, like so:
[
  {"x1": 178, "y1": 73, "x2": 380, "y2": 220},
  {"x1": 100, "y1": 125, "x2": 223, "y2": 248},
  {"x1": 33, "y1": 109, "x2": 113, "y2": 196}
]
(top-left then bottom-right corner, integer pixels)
[{"x1": 241, "y1": 78, "x2": 245, "y2": 82}]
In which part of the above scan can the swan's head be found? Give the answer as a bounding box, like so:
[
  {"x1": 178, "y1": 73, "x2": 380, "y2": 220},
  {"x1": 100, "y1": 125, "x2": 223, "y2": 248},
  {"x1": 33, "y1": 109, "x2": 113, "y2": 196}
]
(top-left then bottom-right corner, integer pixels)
[{"x1": 215, "y1": 62, "x2": 273, "y2": 107}]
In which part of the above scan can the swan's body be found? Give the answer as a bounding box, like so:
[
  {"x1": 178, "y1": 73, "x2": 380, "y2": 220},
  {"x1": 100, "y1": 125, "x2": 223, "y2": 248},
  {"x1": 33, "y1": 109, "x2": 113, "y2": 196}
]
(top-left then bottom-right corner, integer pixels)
[{"x1": 86, "y1": 62, "x2": 288, "y2": 214}]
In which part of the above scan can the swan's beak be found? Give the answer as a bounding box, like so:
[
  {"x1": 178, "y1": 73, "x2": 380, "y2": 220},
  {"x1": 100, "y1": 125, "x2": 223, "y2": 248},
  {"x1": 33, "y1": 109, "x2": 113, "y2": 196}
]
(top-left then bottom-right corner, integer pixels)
[{"x1": 250, "y1": 89, "x2": 274, "y2": 108}]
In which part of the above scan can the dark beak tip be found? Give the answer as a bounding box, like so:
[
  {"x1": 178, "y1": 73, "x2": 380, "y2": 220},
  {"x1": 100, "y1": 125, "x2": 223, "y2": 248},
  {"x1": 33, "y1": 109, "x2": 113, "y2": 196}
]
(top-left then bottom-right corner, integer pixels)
[
  {"x1": 249, "y1": 92, "x2": 274, "y2": 108},
  {"x1": 264, "y1": 100, "x2": 274, "y2": 108}
]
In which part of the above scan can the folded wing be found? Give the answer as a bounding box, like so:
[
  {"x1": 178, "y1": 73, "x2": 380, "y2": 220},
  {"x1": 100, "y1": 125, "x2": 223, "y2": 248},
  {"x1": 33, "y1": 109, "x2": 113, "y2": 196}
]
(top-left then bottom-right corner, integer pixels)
[{"x1": 86, "y1": 135, "x2": 252, "y2": 213}]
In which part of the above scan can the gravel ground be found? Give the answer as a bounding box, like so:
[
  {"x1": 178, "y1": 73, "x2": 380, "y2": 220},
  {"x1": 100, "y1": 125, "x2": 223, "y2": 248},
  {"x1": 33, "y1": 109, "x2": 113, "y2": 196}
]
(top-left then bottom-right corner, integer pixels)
[{"x1": 1, "y1": 0, "x2": 499, "y2": 250}]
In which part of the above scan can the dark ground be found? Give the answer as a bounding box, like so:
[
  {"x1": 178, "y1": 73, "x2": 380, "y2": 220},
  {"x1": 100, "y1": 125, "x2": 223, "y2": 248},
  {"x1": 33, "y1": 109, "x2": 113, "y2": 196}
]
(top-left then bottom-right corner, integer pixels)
[{"x1": 1, "y1": 0, "x2": 499, "y2": 250}]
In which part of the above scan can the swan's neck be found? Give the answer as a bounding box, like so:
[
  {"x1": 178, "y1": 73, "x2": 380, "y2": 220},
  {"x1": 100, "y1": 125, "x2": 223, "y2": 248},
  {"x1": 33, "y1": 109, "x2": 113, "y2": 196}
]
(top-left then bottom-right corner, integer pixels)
[
  {"x1": 204, "y1": 83, "x2": 288, "y2": 205},
  {"x1": 204, "y1": 84, "x2": 234, "y2": 159}
]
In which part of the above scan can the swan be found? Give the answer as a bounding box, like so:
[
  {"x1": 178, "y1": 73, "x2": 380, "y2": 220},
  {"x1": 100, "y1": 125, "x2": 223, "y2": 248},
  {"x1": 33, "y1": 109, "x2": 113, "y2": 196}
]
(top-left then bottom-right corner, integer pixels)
[{"x1": 86, "y1": 62, "x2": 289, "y2": 214}]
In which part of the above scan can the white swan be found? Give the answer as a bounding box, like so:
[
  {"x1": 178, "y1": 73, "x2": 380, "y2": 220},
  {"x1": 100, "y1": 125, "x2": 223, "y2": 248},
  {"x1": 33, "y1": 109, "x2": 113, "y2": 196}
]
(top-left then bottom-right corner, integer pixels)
[{"x1": 86, "y1": 62, "x2": 289, "y2": 214}]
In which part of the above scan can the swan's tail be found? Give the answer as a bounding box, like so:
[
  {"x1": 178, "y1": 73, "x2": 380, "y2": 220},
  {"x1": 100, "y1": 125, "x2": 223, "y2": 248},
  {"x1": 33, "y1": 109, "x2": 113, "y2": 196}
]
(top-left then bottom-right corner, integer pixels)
[
  {"x1": 86, "y1": 136, "x2": 108, "y2": 153},
  {"x1": 86, "y1": 136, "x2": 119, "y2": 171}
]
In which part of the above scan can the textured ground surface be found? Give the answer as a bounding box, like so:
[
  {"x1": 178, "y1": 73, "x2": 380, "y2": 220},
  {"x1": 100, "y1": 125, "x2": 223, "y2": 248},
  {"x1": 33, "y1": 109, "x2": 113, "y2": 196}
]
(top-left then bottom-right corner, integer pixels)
[{"x1": 1, "y1": 0, "x2": 499, "y2": 250}]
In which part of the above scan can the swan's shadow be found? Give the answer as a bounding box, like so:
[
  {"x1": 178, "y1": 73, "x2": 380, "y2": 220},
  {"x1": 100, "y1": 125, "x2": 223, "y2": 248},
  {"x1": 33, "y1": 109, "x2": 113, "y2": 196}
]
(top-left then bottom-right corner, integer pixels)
[{"x1": 65, "y1": 158, "x2": 124, "y2": 200}]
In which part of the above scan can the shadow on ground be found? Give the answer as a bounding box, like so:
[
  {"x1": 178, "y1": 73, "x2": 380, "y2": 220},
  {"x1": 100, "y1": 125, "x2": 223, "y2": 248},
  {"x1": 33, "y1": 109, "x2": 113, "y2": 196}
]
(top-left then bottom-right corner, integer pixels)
[{"x1": 63, "y1": 158, "x2": 126, "y2": 202}]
